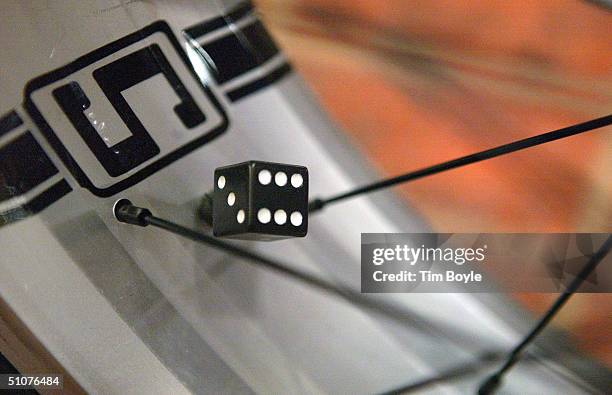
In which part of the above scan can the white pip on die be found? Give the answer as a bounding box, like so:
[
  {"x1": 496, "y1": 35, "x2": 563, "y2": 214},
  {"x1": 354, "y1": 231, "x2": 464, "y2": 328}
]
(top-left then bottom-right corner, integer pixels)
[{"x1": 212, "y1": 161, "x2": 308, "y2": 240}]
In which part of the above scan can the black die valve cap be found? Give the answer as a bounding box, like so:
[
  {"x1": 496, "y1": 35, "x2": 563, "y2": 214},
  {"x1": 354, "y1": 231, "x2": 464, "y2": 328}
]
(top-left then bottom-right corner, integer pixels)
[{"x1": 212, "y1": 161, "x2": 308, "y2": 240}]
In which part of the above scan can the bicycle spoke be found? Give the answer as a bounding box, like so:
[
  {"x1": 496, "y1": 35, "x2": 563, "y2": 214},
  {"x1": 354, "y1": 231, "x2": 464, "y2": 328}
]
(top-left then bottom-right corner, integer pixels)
[{"x1": 309, "y1": 115, "x2": 612, "y2": 212}]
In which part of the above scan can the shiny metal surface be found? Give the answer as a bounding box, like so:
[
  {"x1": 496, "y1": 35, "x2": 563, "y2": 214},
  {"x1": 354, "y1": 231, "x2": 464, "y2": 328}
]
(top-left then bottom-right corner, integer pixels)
[{"x1": 0, "y1": 1, "x2": 606, "y2": 393}]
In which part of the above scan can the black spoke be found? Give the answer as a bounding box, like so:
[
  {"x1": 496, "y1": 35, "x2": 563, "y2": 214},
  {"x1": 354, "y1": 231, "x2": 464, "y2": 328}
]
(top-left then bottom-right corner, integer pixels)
[
  {"x1": 114, "y1": 200, "x2": 490, "y2": 352},
  {"x1": 379, "y1": 348, "x2": 600, "y2": 395},
  {"x1": 379, "y1": 352, "x2": 502, "y2": 395},
  {"x1": 309, "y1": 115, "x2": 612, "y2": 212},
  {"x1": 477, "y1": 235, "x2": 612, "y2": 394}
]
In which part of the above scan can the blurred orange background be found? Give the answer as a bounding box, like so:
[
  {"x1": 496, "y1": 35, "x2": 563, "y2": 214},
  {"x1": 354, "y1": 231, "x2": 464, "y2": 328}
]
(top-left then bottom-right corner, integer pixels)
[{"x1": 254, "y1": 0, "x2": 612, "y2": 366}]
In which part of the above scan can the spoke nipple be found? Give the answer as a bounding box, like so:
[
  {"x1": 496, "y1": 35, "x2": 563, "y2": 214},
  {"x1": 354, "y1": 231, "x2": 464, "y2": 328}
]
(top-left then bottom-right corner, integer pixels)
[{"x1": 113, "y1": 198, "x2": 152, "y2": 227}]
